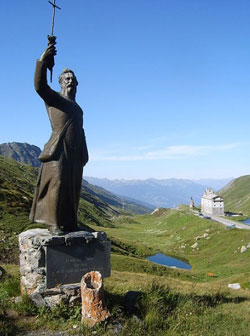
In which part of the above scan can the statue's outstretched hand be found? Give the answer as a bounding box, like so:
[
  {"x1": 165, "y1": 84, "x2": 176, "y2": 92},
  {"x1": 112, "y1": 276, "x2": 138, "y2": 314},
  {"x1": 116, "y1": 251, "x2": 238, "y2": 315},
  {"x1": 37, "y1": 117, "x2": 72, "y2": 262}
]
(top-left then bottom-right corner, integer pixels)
[{"x1": 40, "y1": 44, "x2": 57, "y2": 69}]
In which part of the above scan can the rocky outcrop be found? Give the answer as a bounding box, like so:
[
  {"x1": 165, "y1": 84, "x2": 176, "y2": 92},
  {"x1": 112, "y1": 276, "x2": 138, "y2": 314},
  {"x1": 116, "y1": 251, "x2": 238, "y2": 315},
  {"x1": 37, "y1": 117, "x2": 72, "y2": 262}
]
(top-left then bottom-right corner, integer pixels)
[{"x1": 0, "y1": 142, "x2": 41, "y2": 167}]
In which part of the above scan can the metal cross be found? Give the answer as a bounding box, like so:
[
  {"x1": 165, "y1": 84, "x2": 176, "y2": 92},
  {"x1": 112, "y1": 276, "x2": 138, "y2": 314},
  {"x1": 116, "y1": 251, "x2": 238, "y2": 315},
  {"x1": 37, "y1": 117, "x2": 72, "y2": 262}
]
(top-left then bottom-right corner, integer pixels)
[
  {"x1": 48, "y1": 0, "x2": 61, "y2": 37},
  {"x1": 48, "y1": 0, "x2": 61, "y2": 82}
]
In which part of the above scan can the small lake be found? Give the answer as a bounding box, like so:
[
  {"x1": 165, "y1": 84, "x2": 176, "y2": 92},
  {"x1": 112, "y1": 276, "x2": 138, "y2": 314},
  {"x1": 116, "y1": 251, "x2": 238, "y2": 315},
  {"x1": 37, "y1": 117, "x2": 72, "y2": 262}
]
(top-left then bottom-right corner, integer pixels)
[
  {"x1": 242, "y1": 218, "x2": 250, "y2": 225},
  {"x1": 147, "y1": 253, "x2": 192, "y2": 270}
]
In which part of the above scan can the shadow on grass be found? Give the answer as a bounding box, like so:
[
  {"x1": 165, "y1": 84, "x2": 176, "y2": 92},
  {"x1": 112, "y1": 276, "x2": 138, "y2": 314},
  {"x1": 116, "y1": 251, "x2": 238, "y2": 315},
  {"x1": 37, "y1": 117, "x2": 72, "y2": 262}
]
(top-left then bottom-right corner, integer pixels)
[
  {"x1": 0, "y1": 314, "x2": 20, "y2": 336},
  {"x1": 106, "y1": 283, "x2": 250, "y2": 319},
  {"x1": 189, "y1": 292, "x2": 248, "y2": 307}
]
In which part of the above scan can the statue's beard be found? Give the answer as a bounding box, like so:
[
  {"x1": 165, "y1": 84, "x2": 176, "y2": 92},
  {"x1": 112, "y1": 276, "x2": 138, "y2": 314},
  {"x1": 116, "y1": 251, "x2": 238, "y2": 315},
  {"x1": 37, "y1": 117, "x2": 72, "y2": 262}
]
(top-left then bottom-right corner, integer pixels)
[
  {"x1": 67, "y1": 86, "x2": 75, "y2": 94},
  {"x1": 62, "y1": 85, "x2": 76, "y2": 98}
]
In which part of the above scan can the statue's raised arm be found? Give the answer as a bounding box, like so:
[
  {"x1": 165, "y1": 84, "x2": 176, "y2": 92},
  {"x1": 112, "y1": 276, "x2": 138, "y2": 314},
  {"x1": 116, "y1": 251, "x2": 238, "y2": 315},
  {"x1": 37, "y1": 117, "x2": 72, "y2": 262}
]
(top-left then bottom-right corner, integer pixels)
[
  {"x1": 40, "y1": 43, "x2": 57, "y2": 70},
  {"x1": 34, "y1": 43, "x2": 57, "y2": 102}
]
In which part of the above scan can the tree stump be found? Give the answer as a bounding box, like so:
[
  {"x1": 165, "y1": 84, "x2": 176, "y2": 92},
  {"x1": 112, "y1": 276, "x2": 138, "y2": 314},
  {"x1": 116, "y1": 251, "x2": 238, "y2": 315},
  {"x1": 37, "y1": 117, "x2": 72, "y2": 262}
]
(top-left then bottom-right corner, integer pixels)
[{"x1": 81, "y1": 271, "x2": 110, "y2": 327}]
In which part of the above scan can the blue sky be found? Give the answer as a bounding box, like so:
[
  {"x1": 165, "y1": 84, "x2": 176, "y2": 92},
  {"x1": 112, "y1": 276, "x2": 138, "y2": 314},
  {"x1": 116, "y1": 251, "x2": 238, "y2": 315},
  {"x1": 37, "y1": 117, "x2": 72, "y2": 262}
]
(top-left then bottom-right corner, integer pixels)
[{"x1": 1, "y1": 0, "x2": 250, "y2": 179}]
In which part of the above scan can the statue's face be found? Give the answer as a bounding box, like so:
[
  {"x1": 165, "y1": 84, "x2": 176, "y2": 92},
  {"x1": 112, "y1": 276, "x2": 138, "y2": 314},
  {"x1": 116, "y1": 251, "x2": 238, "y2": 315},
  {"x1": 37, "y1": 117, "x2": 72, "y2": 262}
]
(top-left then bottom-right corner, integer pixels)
[{"x1": 60, "y1": 72, "x2": 77, "y2": 90}]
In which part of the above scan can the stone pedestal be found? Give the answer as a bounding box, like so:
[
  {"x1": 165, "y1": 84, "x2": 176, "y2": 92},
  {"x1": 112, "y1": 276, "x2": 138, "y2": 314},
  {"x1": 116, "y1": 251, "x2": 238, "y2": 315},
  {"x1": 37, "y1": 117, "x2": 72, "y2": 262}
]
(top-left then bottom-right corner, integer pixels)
[{"x1": 19, "y1": 229, "x2": 111, "y2": 306}]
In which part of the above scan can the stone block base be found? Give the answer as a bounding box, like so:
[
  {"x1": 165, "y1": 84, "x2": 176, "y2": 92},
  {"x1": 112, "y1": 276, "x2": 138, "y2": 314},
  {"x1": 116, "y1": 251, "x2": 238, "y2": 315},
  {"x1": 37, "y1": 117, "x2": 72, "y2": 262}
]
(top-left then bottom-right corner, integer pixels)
[
  {"x1": 19, "y1": 229, "x2": 111, "y2": 306},
  {"x1": 29, "y1": 283, "x2": 81, "y2": 308}
]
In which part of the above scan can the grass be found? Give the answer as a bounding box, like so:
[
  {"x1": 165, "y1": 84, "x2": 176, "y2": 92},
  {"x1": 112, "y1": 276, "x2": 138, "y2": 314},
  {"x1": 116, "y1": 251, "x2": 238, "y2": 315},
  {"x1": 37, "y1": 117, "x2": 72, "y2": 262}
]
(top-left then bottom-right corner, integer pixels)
[
  {"x1": 3, "y1": 156, "x2": 250, "y2": 333},
  {"x1": 2, "y1": 267, "x2": 250, "y2": 335},
  {"x1": 88, "y1": 208, "x2": 250, "y2": 282},
  {"x1": 0, "y1": 155, "x2": 124, "y2": 263},
  {"x1": 219, "y1": 175, "x2": 250, "y2": 215},
  {"x1": 2, "y1": 206, "x2": 250, "y2": 334}
]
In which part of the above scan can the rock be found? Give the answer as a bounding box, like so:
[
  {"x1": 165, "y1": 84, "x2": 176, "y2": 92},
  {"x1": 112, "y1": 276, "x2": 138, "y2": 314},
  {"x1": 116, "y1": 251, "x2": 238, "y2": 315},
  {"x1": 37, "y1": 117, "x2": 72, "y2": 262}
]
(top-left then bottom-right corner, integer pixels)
[
  {"x1": 0, "y1": 266, "x2": 5, "y2": 280},
  {"x1": 110, "y1": 322, "x2": 123, "y2": 335},
  {"x1": 30, "y1": 293, "x2": 46, "y2": 307},
  {"x1": 191, "y1": 242, "x2": 198, "y2": 249},
  {"x1": 92, "y1": 231, "x2": 107, "y2": 241},
  {"x1": 241, "y1": 246, "x2": 247, "y2": 253},
  {"x1": 203, "y1": 233, "x2": 209, "y2": 238},
  {"x1": 124, "y1": 291, "x2": 142, "y2": 314},
  {"x1": 228, "y1": 283, "x2": 241, "y2": 290},
  {"x1": 65, "y1": 231, "x2": 95, "y2": 245},
  {"x1": 151, "y1": 208, "x2": 159, "y2": 215},
  {"x1": 81, "y1": 271, "x2": 110, "y2": 327},
  {"x1": 44, "y1": 294, "x2": 67, "y2": 308},
  {"x1": 60, "y1": 284, "x2": 80, "y2": 297},
  {"x1": 69, "y1": 295, "x2": 81, "y2": 305},
  {"x1": 247, "y1": 242, "x2": 250, "y2": 249},
  {"x1": 42, "y1": 288, "x2": 62, "y2": 296},
  {"x1": 14, "y1": 296, "x2": 23, "y2": 304}
]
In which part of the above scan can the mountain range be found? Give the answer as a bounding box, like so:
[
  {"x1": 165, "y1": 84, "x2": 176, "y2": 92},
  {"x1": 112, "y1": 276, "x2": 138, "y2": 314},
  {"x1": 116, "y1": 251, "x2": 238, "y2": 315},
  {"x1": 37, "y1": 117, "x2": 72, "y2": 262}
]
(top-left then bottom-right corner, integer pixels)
[
  {"x1": 0, "y1": 142, "x2": 233, "y2": 208},
  {"x1": 191, "y1": 178, "x2": 233, "y2": 191},
  {"x1": 0, "y1": 142, "x2": 41, "y2": 167},
  {"x1": 82, "y1": 179, "x2": 152, "y2": 214},
  {"x1": 84, "y1": 176, "x2": 231, "y2": 208}
]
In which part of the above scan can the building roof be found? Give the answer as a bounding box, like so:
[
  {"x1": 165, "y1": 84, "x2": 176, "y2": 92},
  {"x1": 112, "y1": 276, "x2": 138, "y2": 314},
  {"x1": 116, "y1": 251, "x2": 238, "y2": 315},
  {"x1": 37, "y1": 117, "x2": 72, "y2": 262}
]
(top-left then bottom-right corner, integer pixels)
[{"x1": 202, "y1": 188, "x2": 224, "y2": 201}]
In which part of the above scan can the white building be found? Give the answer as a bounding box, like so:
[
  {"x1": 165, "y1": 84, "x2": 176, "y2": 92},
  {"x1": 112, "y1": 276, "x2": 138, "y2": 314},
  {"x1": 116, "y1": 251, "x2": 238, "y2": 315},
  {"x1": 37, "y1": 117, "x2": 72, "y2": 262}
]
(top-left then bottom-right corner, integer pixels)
[{"x1": 201, "y1": 188, "x2": 224, "y2": 216}]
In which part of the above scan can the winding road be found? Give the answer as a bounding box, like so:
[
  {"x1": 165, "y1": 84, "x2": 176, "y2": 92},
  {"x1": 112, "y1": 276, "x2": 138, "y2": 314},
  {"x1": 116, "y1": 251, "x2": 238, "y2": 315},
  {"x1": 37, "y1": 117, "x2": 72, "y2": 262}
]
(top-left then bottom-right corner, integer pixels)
[{"x1": 206, "y1": 214, "x2": 250, "y2": 230}]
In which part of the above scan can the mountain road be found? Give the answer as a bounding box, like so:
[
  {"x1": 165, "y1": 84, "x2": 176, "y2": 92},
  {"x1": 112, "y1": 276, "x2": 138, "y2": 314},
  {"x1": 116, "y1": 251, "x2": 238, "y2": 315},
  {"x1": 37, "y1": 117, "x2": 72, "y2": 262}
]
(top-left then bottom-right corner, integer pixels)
[{"x1": 206, "y1": 214, "x2": 250, "y2": 230}]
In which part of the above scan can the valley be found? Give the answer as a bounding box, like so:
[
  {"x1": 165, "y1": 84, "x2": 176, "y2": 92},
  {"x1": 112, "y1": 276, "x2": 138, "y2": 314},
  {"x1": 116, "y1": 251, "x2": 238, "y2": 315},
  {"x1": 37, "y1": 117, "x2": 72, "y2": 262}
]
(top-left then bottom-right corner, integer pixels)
[{"x1": 1, "y1": 153, "x2": 250, "y2": 335}]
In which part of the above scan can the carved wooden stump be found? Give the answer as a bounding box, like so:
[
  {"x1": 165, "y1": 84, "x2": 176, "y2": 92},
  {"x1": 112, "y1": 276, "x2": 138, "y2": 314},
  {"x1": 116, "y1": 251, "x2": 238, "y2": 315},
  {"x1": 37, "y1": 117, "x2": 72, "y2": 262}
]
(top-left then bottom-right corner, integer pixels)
[{"x1": 81, "y1": 271, "x2": 110, "y2": 327}]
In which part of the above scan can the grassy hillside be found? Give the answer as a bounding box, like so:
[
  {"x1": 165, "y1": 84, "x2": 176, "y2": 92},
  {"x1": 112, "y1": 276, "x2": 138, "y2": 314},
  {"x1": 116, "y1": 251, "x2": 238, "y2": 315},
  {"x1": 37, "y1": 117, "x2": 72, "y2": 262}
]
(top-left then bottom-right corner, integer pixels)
[
  {"x1": 0, "y1": 156, "x2": 39, "y2": 263},
  {"x1": 88, "y1": 207, "x2": 250, "y2": 284},
  {"x1": 219, "y1": 175, "x2": 250, "y2": 215},
  {"x1": 0, "y1": 155, "x2": 128, "y2": 263},
  {"x1": 3, "y1": 157, "x2": 250, "y2": 334},
  {"x1": 3, "y1": 208, "x2": 250, "y2": 335}
]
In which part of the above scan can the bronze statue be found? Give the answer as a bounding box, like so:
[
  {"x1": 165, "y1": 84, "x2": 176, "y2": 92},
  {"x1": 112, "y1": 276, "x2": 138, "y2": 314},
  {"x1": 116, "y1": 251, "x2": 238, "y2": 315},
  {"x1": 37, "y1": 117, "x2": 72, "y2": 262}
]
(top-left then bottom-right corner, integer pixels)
[{"x1": 29, "y1": 42, "x2": 88, "y2": 233}]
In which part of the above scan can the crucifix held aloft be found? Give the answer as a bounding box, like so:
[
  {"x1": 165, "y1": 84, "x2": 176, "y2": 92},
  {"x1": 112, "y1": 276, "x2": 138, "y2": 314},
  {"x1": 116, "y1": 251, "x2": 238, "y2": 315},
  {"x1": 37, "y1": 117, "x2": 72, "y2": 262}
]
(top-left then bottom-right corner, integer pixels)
[{"x1": 48, "y1": 0, "x2": 61, "y2": 82}]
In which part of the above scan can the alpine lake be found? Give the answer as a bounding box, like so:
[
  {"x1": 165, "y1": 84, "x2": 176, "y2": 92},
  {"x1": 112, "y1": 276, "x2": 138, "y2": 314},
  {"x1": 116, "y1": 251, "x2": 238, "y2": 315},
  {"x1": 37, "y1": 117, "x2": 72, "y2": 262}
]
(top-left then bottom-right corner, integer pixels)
[{"x1": 147, "y1": 253, "x2": 192, "y2": 270}]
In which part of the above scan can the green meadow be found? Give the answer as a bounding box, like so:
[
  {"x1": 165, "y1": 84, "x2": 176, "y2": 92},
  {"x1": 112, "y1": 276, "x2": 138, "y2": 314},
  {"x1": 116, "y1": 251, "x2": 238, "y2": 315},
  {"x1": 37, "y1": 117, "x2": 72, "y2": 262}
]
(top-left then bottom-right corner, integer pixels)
[
  {"x1": 2, "y1": 156, "x2": 250, "y2": 335},
  {"x1": 2, "y1": 207, "x2": 250, "y2": 335},
  {"x1": 93, "y1": 208, "x2": 250, "y2": 284}
]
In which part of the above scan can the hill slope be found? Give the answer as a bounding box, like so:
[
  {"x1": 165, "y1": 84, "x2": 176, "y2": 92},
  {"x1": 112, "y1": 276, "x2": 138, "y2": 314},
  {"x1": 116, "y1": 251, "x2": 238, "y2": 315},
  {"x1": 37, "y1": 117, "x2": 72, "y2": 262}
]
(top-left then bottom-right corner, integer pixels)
[
  {"x1": 0, "y1": 142, "x2": 151, "y2": 215},
  {"x1": 82, "y1": 180, "x2": 151, "y2": 214},
  {"x1": 89, "y1": 207, "x2": 250, "y2": 283},
  {"x1": 219, "y1": 175, "x2": 250, "y2": 215},
  {"x1": 0, "y1": 155, "x2": 128, "y2": 262}
]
